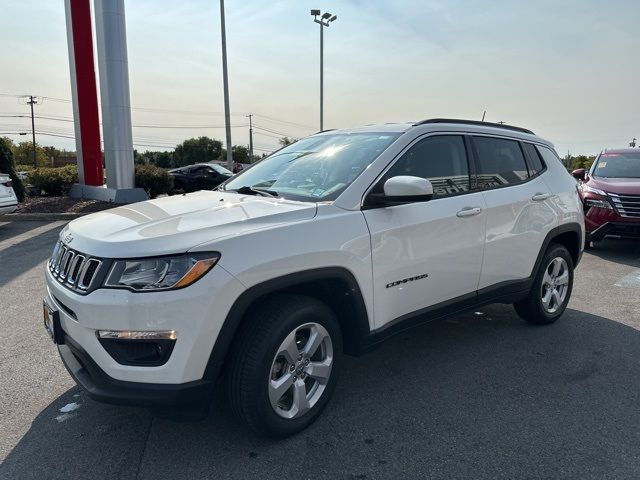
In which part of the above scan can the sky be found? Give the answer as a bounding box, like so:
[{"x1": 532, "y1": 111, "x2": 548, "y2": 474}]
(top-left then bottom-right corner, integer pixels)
[{"x1": 1, "y1": 0, "x2": 639, "y2": 157}]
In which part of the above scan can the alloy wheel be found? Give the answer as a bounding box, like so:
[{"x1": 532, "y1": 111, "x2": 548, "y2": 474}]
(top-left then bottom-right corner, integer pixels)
[
  {"x1": 541, "y1": 257, "x2": 569, "y2": 314},
  {"x1": 268, "y1": 322, "x2": 333, "y2": 419}
]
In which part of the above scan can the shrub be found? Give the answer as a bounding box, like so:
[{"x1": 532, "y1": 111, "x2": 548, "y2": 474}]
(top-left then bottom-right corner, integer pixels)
[
  {"x1": 0, "y1": 137, "x2": 26, "y2": 201},
  {"x1": 28, "y1": 164, "x2": 78, "y2": 196},
  {"x1": 135, "y1": 164, "x2": 173, "y2": 199},
  {"x1": 14, "y1": 164, "x2": 36, "y2": 172}
]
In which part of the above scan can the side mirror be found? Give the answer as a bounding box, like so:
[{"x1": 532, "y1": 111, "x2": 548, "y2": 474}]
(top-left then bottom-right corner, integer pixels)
[
  {"x1": 571, "y1": 168, "x2": 586, "y2": 180},
  {"x1": 367, "y1": 176, "x2": 433, "y2": 206}
]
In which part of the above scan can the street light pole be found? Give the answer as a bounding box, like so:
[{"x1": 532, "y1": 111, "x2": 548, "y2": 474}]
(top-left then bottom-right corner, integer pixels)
[
  {"x1": 320, "y1": 23, "x2": 323, "y2": 131},
  {"x1": 311, "y1": 10, "x2": 337, "y2": 132},
  {"x1": 219, "y1": 0, "x2": 233, "y2": 171}
]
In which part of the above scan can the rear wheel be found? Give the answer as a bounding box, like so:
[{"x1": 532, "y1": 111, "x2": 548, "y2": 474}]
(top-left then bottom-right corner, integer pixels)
[
  {"x1": 225, "y1": 294, "x2": 342, "y2": 438},
  {"x1": 514, "y1": 244, "x2": 574, "y2": 325}
]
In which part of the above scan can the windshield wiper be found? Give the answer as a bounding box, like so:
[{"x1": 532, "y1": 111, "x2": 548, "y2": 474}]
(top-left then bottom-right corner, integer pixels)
[{"x1": 228, "y1": 185, "x2": 279, "y2": 198}]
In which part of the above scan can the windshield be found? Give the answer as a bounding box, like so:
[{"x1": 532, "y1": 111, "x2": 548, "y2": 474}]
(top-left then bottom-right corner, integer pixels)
[
  {"x1": 593, "y1": 152, "x2": 640, "y2": 178},
  {"x1": 223, "y1": 132, "x2": 401, "y2": 201},
  {"x1": 211, "y1": 164, "x2": 232, "y2": 175}
]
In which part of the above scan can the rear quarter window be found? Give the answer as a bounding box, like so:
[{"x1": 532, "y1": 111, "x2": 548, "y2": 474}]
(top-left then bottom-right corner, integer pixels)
[
  {"x1": 473, "y1": 136, "x2": 529, "y2": 189},
  {"x1": 522, "y1": 143, "x2": 546, "y2": 176}
]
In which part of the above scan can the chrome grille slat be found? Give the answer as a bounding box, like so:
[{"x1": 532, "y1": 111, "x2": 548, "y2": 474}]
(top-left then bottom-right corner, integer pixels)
[
  {"x1": 48, "y1": 241, "x2": 103, "y2": 294},
  {"x1": 59, "y1": 250, "x2": 74, "y2": 279},
  {"x1": 608, "y1": 194, "x2": 640, "y2": 218},
  {"x1": 78, "y1": 259, "x2": 102, "y2": 291},
  {"x1": 66, "y1": 254, "x2": 85, "y2": 286},
  {"x1": 53, "y1": 245, "x2": 67, "y2": 273}
]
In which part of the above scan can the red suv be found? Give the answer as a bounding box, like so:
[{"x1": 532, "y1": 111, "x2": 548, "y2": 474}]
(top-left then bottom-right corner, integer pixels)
[{"x1": 573, "y1": 148, "x2": 640, "y2": 247}]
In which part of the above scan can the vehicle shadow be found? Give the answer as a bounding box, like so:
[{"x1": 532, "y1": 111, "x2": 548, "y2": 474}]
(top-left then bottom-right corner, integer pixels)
[
  {"x1": 0, "y1": 221, "x2": 64, "y2": 288},
  {"x1": 4, "y1": 306, "x2": 640, "y2": 479},
  {"x1": 587, "y1": 238, "x2": 640, "y2": 268}
]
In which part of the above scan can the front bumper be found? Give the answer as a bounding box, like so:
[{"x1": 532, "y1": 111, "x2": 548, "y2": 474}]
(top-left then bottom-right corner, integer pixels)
[
  {"x1": 588, "y1": 222, "x2": 640, "y2": 242},
  {"x1": 583, "y1": 195, "x2": 640, "y2": 236},
  {"x1": 58, "y1": 329, "x2": 212, "y2": 407},
  {"x1": 45, "y1": 259, "x2": 246, "y2": 406},
  {"x1": 0, "y1": 203, "x2": 17, "y2": 215}
]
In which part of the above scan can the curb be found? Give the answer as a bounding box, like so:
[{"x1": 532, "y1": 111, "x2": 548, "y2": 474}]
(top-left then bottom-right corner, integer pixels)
[{"x1": 3, "y1": 213, "x2": 85, "y2": 222}]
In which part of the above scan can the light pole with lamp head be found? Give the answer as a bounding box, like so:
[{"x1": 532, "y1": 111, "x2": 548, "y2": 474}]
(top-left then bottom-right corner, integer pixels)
[{"x1": 311, "y1": 9, "x2": 337, "y2": 132}]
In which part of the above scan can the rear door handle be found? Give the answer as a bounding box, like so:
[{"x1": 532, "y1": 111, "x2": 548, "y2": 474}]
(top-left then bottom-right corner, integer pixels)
[
  {"x1": 532, "y1": 192, "x2": 552, "y2": 201},
  {"x1": 456, "y1": 207, "x2": 482, "y2": 218}
]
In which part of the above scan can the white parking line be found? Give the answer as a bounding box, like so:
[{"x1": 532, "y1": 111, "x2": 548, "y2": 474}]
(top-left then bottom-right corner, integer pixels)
[{"x1": 614, "y1": 269, "x2": 640, "y2": 288}]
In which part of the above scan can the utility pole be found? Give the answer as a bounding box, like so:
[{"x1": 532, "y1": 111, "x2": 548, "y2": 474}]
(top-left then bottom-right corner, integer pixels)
[
  {"x1": 246, "y1": 114, "x2": 253, "y2": 162},
  {"x1": 311, "y1": 10, "x2": 337, "y2": 131},
  {"x1": 219, "y1": 0, "x2": 233, "y2": 171},
  {"x1": 26, "y1": 95, "x2": 39, "y2": 168}
]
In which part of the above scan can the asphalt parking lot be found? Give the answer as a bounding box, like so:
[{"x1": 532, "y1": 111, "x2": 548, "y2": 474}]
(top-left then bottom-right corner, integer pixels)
[{"x1": 1, "y1": 220, "x2": 640, "y2": 479}]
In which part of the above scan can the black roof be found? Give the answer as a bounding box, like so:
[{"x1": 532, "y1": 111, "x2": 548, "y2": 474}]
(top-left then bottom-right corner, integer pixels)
[{"x1": 413, "y1": 118, "x2": 534, "y2": 135}]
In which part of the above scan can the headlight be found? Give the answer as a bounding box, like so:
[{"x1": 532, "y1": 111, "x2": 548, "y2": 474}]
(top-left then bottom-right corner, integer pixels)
[
  {"x1": 104, "y1": 253, "x2": 220, "y2": 291},
  {"x1": 584, "y1": 198, "x2": 612, "y2": 209},
  {"x1": 581, "y1": 184, "x2": 607, "y2": 196}
]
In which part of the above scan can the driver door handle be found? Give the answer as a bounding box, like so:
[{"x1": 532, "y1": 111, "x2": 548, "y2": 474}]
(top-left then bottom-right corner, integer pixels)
[
  {"x1": 456, "y1": 207, "x2": 482, "y2": 218},
  {"x1": 532, "y1": 192, "x2": 552, "y2": 201}
]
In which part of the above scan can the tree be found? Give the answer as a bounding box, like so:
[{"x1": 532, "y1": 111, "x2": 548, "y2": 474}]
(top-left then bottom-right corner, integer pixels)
[
  {"x1": 133, "y1": 149, "x2": 146, "y2": 165},
  {"x1": 0, "y1": 137, "x2": 26, "y2": 201},
  {"x1": 174, "y1": 137, "x2": 222, "y2": 167},
  {"x1": 133, "y1": 150, "x2": 175, "y2": 168},
  {"x1": 12, "y1": 141, "x2": 48, "y2": 167},
  {"x1": 570, "y1": 155, "x2": 596, "y2": 171},
  {"x1": 153, "y1": 151, "x2": 174, "y2": 169},
  {"x1": 279, "y1": 136, "x2": 296, "y2": 147},
  {"x1": 43, "y1": 145, "x2": 64, "y2": 162},
  {"x1": 231, "y1": 145, "x2": 249, "y2": 164}
]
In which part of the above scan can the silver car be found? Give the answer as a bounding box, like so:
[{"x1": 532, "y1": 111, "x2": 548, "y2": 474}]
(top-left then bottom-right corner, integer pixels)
[{"x1": 0, "y1": 173, "x2": 18, "y2": 214}]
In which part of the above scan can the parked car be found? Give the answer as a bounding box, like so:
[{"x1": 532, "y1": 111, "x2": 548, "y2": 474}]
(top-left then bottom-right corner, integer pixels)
[
  {"x1": 43, "y1": 119, "x2": 584, "y2": 437},
  {"x1": 572, "y1": 148, "x2": 640, "y2": 246},
  {"x1": 0, "y1": 173, "x2": 18, "y2": 214},
  {"x1": 169, "y1": 163, "x2": 233, "y2": 193}
]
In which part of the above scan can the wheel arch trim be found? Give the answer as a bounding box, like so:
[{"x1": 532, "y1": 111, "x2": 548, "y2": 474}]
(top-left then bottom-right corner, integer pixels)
[{"x1": 202, "y1": 267, "x2": 371, "y2": 382}]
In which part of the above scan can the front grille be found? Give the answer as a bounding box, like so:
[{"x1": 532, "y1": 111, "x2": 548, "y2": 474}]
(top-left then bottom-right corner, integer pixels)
[
  {"x1": 609, "y1": 193, "x2": 640, "y2": 218},
  {"x1": 49, "y1": 241, "x2": 103, "y2": 294}
]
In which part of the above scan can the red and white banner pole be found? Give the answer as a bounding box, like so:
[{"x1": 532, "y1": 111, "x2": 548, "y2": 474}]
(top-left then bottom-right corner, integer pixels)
[{"x1": 64, "y1": 0, "x2": 104, "y2": 187}]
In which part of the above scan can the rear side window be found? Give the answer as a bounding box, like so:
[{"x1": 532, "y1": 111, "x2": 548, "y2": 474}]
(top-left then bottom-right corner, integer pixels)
[
  {"x1": 522, "y1": 143, "x2": 545, "y2": 176},
  {"x1": 385, "y1": 135, "x2": 470, "y2": 198},
  {"x1": 473, "y1": 136, "x2": 529, "y2": 189}
]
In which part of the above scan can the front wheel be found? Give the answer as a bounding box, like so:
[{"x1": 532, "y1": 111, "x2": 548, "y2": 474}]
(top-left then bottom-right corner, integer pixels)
[
  {"x1": 225, "y1": 294, "x2": 342, "y2": 438},
  {"x1": 514, "y1": 244, "x2": 574, "y2": 325}
]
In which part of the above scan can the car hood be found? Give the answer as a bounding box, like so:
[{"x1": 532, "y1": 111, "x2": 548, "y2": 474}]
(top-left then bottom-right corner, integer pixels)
[
  {"x1": 61, "y1": 191, "x2": 317, "y2": 258},
  {"x1": 589, "y1": 176, "x2": 640, "y2": 195}
]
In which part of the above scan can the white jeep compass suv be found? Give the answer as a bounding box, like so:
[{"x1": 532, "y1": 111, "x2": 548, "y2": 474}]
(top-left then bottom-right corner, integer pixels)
[{"x1": 44, "y1": 119, "x2": 584, "y2": 437}]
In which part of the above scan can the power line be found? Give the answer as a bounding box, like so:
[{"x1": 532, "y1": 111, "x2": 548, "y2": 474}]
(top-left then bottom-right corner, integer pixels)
[
  {"x1": 254, "y1": 130, "x2": 282, "y2": 140},
  {"x1": 253, "y1": 124, "x2": 295, "y2": 137},
  {"x1": 0, "y1": 115, "x2": 249, "y2": 129},
  {"x1": 1, "y1": 92, "x2": 314, "y2": 130},
  {"x1": 251, "y1": 113, "x2": 315, "y2": 130}
]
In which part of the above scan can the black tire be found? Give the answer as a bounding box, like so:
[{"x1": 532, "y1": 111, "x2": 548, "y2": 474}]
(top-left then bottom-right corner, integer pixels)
[
  {"x1": 514, "y1": 243, "x2": 574, "y2": 325},
  {"x1": 225, "y1": 294, "x2": 342, "y2": 438}
]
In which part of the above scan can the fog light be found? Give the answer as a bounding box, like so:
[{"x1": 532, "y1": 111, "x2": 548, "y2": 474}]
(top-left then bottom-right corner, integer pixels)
[{"x1": 96, "y1": 330, "x2": 177, "y2": 366}]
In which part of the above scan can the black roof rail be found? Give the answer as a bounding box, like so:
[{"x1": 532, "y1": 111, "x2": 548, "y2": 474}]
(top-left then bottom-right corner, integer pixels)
[{"x1": 413, "y1": 118, "x2": 534, "y2": 135}]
